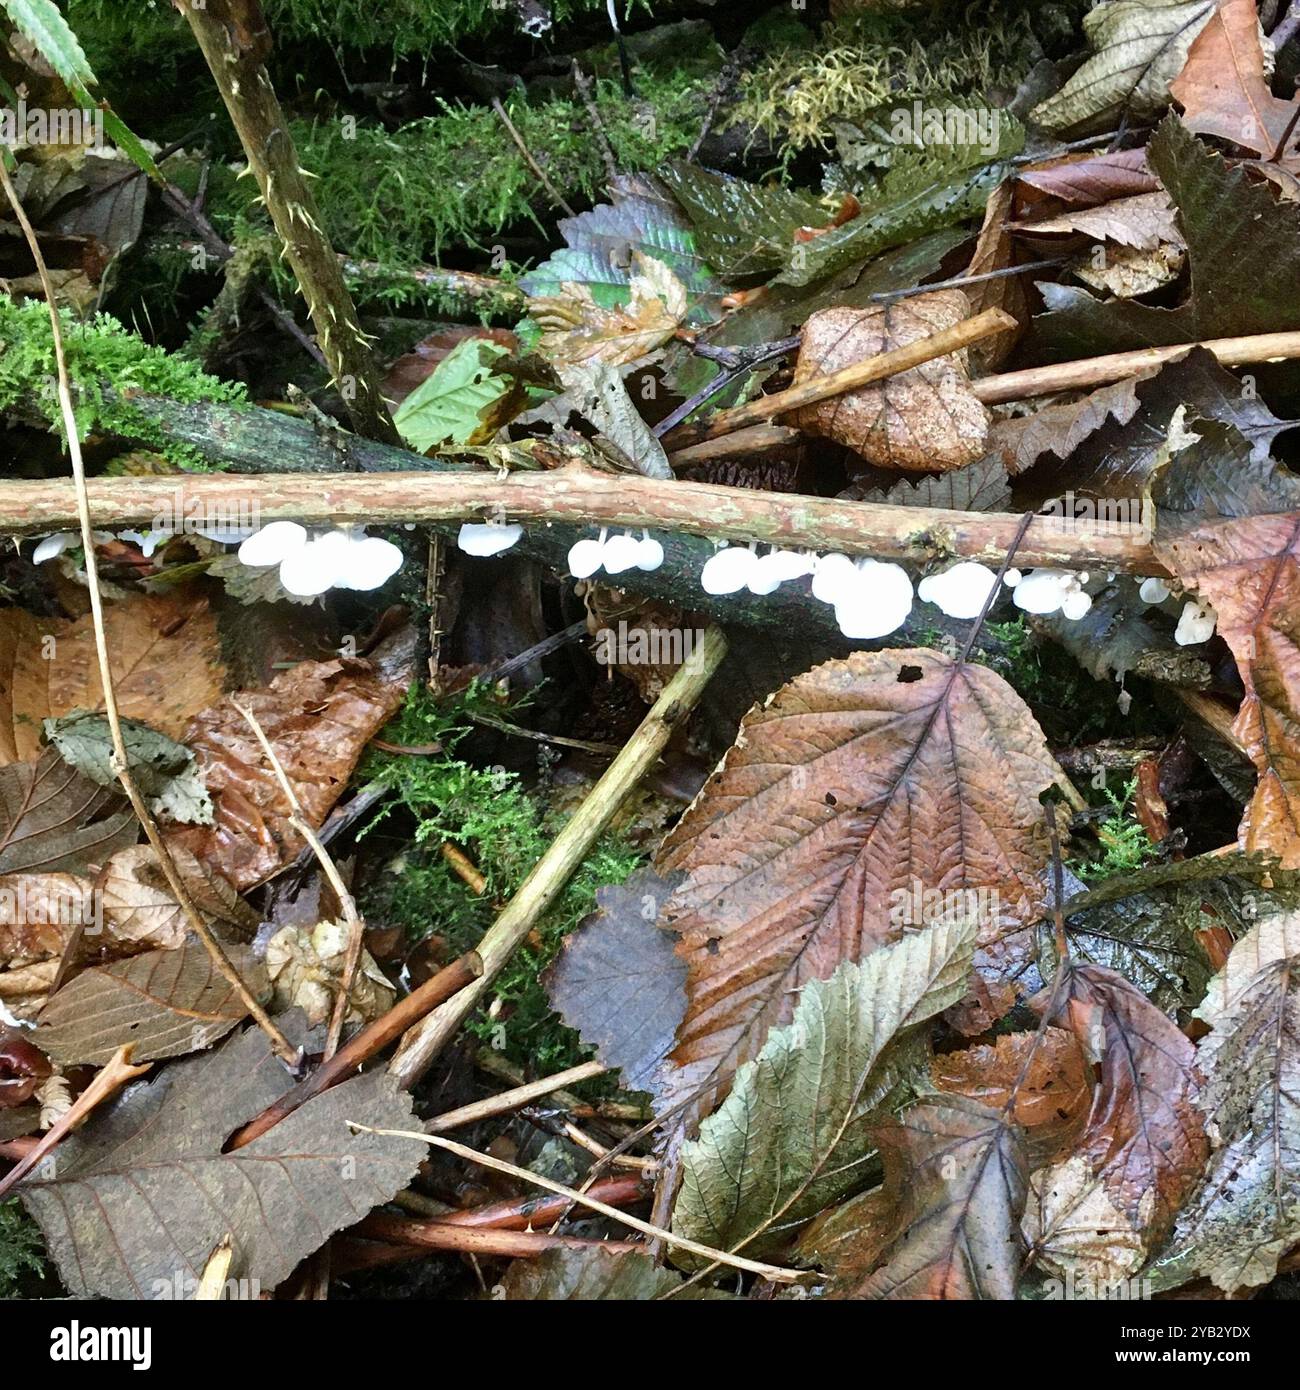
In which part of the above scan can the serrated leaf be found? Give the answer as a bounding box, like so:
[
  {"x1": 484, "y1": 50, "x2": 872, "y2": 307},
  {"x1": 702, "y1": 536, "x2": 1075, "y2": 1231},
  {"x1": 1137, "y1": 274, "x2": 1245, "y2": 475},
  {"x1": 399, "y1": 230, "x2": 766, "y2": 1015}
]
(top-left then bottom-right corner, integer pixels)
[
  {"x1": 556, "y1": 361, "x2": 673, "y2": 479},
  {"x1": 392, "y1": 337, "x2": 519, "y2": 451},
  {"x1": 98, "y1": 844, "x2": 258, "y2": 954},
  {"x1": 544, "y1": 867, "x2": 685, "y2": 1096},
  {"x1": 655, "y1": 650, "x2": 1062, "y2": 1133},
  {"x1": 846, "y1": 1096, "x2": 1029, "y2": 1299},
  {"x1": 44, "y1": 711, "x2": 213, "y2": 826},
  {"x1": 19, "y1": 1023, "x2": 426, "y2": 1299},
  {"x1": 672, "y1": 917, "x2": 976, "y2": 1260},
  {"x1": 1151, "y1": 910, "x2": 1300, "y2": 1292},
  {"x1": 0, "y1": 746, "x2": 135, "y2": 876},
  {"x1": 1031, "y1": 1, "x2": 1216, "y2": 133},
  {"x1": 499, "y1": 1246, "x2": 733, "y2": 1300},
  {"x1": 33, "y1": 939, "x2": 267, "y2": 1066},
  {"x1": 1, "y1": 0, "x2": 96, "y2": 91},
  {"x1": 847, "y1": 454, "x2": 1011, "y2": 511}
]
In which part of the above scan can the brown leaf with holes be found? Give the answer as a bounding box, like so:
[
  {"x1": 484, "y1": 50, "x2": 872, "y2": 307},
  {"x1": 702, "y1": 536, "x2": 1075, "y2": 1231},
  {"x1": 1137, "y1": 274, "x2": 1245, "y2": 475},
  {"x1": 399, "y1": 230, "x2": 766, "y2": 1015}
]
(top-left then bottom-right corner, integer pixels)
[
  {"x1": 168, "y1": 641, "x2": 411, "y2": 890},
  {"x1": 932, "y1": 1027, "x2": 1091, "y2": 1167},
  {"x1": 654, "y1": 649, "x2": 1061, "y2": 1129},
  {"x1": 0, "y1": 594, "x2": 224, "y2": 764},
  {"x1": 1014, "y1": 191, "x2": 1184, "y2": 251},
  {"x1": 787, "y1": 292, "x2": 991, "y2": 472},
  {"x1": 1171, "y1": 0, "x2": 1300, "y2": 160},
  {"x1": 1024, "y1": 963, "x2": 1207, "y2": 1285}
]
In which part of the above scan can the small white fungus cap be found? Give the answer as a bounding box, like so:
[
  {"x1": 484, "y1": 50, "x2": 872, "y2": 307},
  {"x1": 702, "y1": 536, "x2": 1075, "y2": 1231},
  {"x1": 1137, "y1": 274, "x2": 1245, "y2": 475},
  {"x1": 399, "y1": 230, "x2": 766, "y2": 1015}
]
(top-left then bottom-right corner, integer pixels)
[
  {"x1": 1002, "y1": 568, "x2": 1022, "y2": 588},
  {"x1": 1175, "y1": 598, "x2": 1217, "y2": 646},
  {"x1": 635, "y1": 536, "x2": 664, "y2": 572},
  {"x1": 1012, "y1": 569, "x2": 1077, "y2": 616},
  {"x1": 194, "y1": 522, "x2": 257, "y2": 544},
  {"x1": 1061, "y1": 589, "x2": 1093, "y2": 622},
  {"x1": 811, "y1": 552, "x2": 857, "y2": 604},
  {"x1": 33, "y1": 532, "x2": 77, "y2": 564},
  {"x1": 117, "y1": 528, "x2": 173, "y2": 559},
  {"x1": 917, "y1": 562, "x2": 999, "y2": 620},
  {"x1": 457, "y1": 522, "x2": 523, "y2": 557},
  {"x1": 700, "y1": 546, "x2": 758, "y2": 595},
  {"x1": 1139, "y1": 577, "x2": 1171, "y2": 605},
  {"x1": 834, "y1": 561, "x2": 914, "y2": 640},
  {"x1": 567, "y1": 536, "x2": 605, "y2": 579},
  {"x1": 336, "y1": 535, "x2": 404, "y2": 591},
  {"x1": 601, "y1": 533, "x2": 642, "y2": 575},
  {"x1": 279, "y1": 530, "x2": 350, "y2": 597},
  {"x1": 239, "y1": 521, "x2": 308, "y2": 567}
]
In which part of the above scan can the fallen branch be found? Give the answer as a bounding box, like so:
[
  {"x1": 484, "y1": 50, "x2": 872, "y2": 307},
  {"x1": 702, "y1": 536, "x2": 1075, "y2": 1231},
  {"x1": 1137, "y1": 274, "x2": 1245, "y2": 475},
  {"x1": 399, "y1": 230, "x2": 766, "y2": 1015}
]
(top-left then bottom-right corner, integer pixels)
[
  {"x1": 340, "y1": 1217, "x2": 639, "y2": 1265},
  {"x1": 0, "y1": 467, "x2": 1161, "y2": 573},
  {"x1": 426, "y1": 1060, "x2": 607, "y2": 1134},
  {"x1": 388, "y1": 625, "x2": 728, "y2": 1089}
]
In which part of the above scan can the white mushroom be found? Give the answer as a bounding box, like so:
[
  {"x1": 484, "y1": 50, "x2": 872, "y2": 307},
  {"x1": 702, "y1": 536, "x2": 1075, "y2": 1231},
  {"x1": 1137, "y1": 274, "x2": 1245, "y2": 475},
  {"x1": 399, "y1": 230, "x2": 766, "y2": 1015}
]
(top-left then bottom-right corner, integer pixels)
[
  {"x1": 700, "y1": 546, "x2": 758, "y2": 595},
  {"x1": 567, "y1": 534, "x2": 606, "y2": 579},
  {"x1": 1175, "y1": 598, "x2": 1217, "y2": 646},
  {"x1": 279, "y1": 530, "x2": 350, "y2": 597},
  {"x1": 238, "y1": 520, "x2": 308, "y2": 567},
  {"x1": 1002, "y1": 567, "x2": 1022, "y2": 588},
  {"x1": 117, "y1": 528, "x2": 173, "y2": 559},
  {"x1": 834, "y1": 560, "x2": 914, "y2": 639},
  {"x1": 635, "y1": 534, "x2": 665, "y2": 572},
  {"x1": 1011, "y1": 569, "x2": 1078, "y2": 616},
  {"x1": 194, "y1": 521, "x2": 257, "y2": 544},
  {"x1": 1061, "y1": 588, "x2": 1093, "y2": 621},
  {"x1": 457, "y1": 522, "x2": 523, "y2": 557},
  {"x1": 32, "y1": 532, "x2": 78, "y2": 564},
  {"x1": 335, "y1": 535, "x2": 404, "y2": 591},
  {"x1": 601, "y1": 532, "x2": 642, "y2": 575},
  {"x1": 917, "y1": 562, "x2": 999, "y2": 620},
  {"x1": 1138, "y1": 577, "x2": 1171, "y2": 605},
  {"x1": 811, "y1": 552, "x2": 857, "y2": 605}
]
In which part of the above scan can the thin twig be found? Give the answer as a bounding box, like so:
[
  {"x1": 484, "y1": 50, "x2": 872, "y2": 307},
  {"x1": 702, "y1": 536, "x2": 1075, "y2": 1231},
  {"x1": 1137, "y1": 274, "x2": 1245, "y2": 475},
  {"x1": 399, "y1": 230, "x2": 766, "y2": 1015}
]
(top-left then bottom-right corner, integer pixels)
[
  {"x1": 492, "y1": 97, "x2": 576, "y2": 217},
  {"x1": 571, "y1": 61, "x2": 618, "y2": 184},
  {"x1": 347, "y1": 1126, "x2": 804, "y2": 1283},
  {"x1": 0, "y1": 156, "x2": 297, "y2": 1066},
  {"x1": 426, "y1": 1060, "x2": 607, "y2": 1134},
  {"x1": 232, "y1": 697, "x2": 364, "y2": 1058}
]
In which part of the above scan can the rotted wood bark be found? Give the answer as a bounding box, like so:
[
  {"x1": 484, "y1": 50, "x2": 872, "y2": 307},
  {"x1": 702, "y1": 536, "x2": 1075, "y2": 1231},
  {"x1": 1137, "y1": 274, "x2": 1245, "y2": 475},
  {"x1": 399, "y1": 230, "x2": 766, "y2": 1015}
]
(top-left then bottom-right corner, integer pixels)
[{"x1": 177, "y1": 0, "x2": 400, "y2": 444}]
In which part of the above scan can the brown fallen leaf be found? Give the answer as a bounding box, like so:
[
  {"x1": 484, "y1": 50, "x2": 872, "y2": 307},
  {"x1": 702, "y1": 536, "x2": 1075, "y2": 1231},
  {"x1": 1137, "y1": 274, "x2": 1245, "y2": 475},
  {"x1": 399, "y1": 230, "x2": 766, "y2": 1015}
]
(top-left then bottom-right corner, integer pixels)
[
  {"x1": 961, "y1": 180, "x2": 1025, "y2": 373},
  {"x1": 1073, "y1": 241, "x2": 1187, "y2": 299},
  {"x1": 0, "y1": 872, "x2": 90, "y2": 1020},
  {"x1": 1171, "y1": 0, "x2": 1300, "y2": 160},
  {"x1": 1016, "y1": 147, "x2": 1159, "y2": 207},
  {"x1": 98, "y1": 844, "x2": 259, "y2": 954},
  {"x1": 788, "y1": 292, "x2": 992, "y2": 472},
  {"x1": 0, "y1": 594, "x2": 224, "y2": 764},
  {"x1": 843, "y1": 1096, "x2": 1029, "y2": 1300},
  {"x1": 655, "y1": 649, "x2": 1060, "y2": 1128},
  {"x1": 33, "y1": 939, "x2": 268, "y2": 1066},
  {"x1": 931, "y1": 1027, "x2": 1091, "y2": 1167},
  {"x1": 1024, "y1": 963, "x2": 1207, "y2": 1286},
  {"x1": 1014, "y1": 191, "x2": 1184, "y2": 251},
  {"x1": 168, "y1": 640, "x2": 411, "y2": 890},
  {"x1": 988, "y1": 376, "x2": 1143, "y2": 476}
]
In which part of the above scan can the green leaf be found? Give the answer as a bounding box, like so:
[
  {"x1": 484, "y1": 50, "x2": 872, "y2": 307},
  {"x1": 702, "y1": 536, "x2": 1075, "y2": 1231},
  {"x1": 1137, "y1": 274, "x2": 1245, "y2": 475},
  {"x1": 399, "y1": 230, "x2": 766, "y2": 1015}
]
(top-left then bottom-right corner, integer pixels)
[
  {"x1": 1031, "y1": 0, "x2": 1216, "y2": 133},
  {"x1": 1, "y1": 0, "x2": 96, "y2": 92},
  {"x1": 392, "y1": 337, "x2": 516, "y2": 451},
  {"x1": 671, "y1": 916, "x2": 976, "y2": 1261},
  {"x1": 43, "y1": 711, "x2": 212, "y2": 826},
  {"x1": 1149, "y1": 910, "x2": 1300, "y2": 1292}
]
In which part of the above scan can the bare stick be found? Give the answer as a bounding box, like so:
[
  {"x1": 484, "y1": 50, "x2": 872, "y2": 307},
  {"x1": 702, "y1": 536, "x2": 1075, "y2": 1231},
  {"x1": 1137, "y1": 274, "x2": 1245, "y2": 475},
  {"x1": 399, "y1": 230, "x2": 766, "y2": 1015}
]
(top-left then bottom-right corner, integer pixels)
[
  {"x1": 426, "y1": 1060, "x2": 606, "y2": 1134},
  {"x1": 430, "y1": 1174, "x2": 646, "y2": 1230},
  {"x1": 1, "y1": 468, "x2": 1162, "y2": 574},
  {"x1": 492, "y1": 97, "x2": 576, "y2": 217},
  {"x1": 0, "y1": 157, "x2": 297, "y2": 1066},
  {"x1": 178, "y1": 0, "x2": 399, "y2": 444},
  {"x1": 348, "y1": 1126, "x2": 803, "y2": 1283},
  {"x1": 387, "y1": 626, "x2": 728, "y2": 1089},
  {"x1": 662, "y1": 307, "x2": 1017, "y2": 448},
  {"x1": 228, "y1": 951, "x2": 482, "y2": 1149},
  {"x1": 232, "y1": 697, "x2": 364, "y2": 1057},
  {"x1": 344, "y1": 1215, "x2": 638, "y2": 1263},
  {"x1": 0, "y1": 1047, "x2": 149, "y2": 1199}
]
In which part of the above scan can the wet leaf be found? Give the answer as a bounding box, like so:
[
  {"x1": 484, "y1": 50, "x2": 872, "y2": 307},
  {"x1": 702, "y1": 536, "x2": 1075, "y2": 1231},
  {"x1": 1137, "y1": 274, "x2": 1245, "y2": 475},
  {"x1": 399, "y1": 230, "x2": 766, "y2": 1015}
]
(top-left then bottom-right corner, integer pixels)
[
  {"x1": 98, "y1": 844, "x2": 258, "y2": 954},
  {"x1": 392, "y1": 337, "x2": 523, "y2": 451},
  {"x1": 0, "y1": 746, "x2": 135, "y2": 876},
  {"x1": 264, "y1": 919, "x2": 394, "y2": 1030},
  {"x1": 544, "y1": 866, "x2": 686, "y2": 1095},
  {"x1": 556, "y1": 361, "x2": 673, "y2": 479},
  {"x1": 1016, "y1": 148, "x2": 1159, "y2": 205},
  {"x1": 1016, "y1": 191, "x2": 1183, "y2": 251},
  {"x1": 788, "y1": 292, "x2": 991, "y2": 471},
  {"x1": 19, "y1": 1022, "x2": 426, "y2": 1299},
  {"x1": 33, "y1": 939, "x2": 267, "y2": 1066},
  {"x1": 672, "y1": 918, "x2": 976, "y2": 1260},
  {"x1": 1031, "y1": 1, "x2": 1216, "y2": 133},
  {"x1": 846, "y1": 454, "x2": 1011, "y2": 511},
  {"x1": 655, "y1": 649, "x2": 1061, "y2": 1131},
  {"x1": 499, "y1": 1246, "x2": 732, "y2": 1300},
  {"x1": 0, "y1": 870, "x2": 93, "y2": 1019}
]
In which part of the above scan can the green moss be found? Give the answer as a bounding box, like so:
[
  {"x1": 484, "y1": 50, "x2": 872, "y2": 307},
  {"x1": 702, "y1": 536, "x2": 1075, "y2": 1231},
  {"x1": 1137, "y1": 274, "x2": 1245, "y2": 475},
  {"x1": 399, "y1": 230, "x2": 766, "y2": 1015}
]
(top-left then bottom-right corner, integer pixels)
[
  {"x1": 358, "y1": 685, "x2": 641, "y2": 1077},
  {"x1": 0, "y1": 1199, "x2": 44, "y2": 1298},
  {"x1": 1076, "y1": 777, "x2": 1158, "y2": 881},
  {"x1": 0, "y1": 298, "x2": 246, "y2": 467}
]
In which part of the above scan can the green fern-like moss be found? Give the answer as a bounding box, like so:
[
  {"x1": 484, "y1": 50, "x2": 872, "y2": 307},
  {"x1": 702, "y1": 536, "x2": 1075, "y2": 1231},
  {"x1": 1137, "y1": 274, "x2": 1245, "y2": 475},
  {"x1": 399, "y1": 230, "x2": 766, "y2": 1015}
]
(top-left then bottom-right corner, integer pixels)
[{"x1": 0, "y1": 1199, "x2": 45, "y2": 1298}]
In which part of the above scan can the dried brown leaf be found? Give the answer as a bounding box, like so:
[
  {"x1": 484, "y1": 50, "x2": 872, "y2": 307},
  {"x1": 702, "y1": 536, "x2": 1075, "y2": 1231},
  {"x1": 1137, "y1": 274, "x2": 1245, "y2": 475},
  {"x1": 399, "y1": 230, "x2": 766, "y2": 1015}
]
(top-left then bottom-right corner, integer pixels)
[
  {"x1": 98, "y1": 844, "x2": 258, "y2": 954},
  {"x1": 1015, "y1": 191, "x2": 1184, "y2": 251},
  {"x1": 788, "y1": 292, "x2": 991, "y2": 472}
]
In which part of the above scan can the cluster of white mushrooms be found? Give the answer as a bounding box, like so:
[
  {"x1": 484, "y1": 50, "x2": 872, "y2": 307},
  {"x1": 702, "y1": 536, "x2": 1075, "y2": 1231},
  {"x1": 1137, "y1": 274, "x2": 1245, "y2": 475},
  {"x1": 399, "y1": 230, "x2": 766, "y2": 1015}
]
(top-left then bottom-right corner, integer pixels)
[{"x1": 236, "y1": 522, "x2": 404, "y2": 596}]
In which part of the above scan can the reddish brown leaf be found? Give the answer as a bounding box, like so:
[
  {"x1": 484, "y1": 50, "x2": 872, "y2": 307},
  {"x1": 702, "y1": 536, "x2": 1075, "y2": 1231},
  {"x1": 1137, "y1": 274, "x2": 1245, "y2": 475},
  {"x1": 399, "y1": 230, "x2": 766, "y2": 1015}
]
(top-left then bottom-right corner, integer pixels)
[
  {"x1": 1016, "y1": 148, "x2": 1159, "y2": 207},
  {"x1": 962, "y1": 180, "x2": 1025, "y2": 372},
  {"x1": 788, "y1": 292, "x2": 991, "y2": 472},
  {"x1": 655, "y1": 649, "x2": 1060, "y2": 1126}
]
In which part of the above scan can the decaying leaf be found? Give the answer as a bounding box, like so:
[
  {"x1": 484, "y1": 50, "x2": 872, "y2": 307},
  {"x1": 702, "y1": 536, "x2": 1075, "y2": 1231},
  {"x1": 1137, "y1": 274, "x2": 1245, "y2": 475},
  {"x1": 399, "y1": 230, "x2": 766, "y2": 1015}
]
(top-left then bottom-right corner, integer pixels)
[
  {"x1": 655, "y1": 650, "x2": 1061, "y2": 1131},
  {"x1": 847, "y1": 454, "x2": 1011, "y2": 511},
  {"x1": 499, "y1": 1246, "x2": 732, "y2": 1300},
  {"x1": 788, "y1": 292, "x2": 991, "y2": 471},
  {"x1": 43, "y1": 710, "x2": 213, "y2": 826},
  {"x1": 556, "y1": 361, "x2": 673, "y2": 479},
  {"x1": 1170, "y1": 0, "x2": 1299, "y2": 159},
  {"x1": 0, "y1": 746, "x2": 135, "y2": 877},
  {"x1": 1016, "y1": 191, "x2": 1183, "y2": 251},
  {"x1": 19, "y1": 1021, "x2": 426, "y2": 1299},
  {"x1": 529, "y1": 251, "x2": 688, "y2": 366},
  {"x1": 264, "y1": 919, "x2": 394, "y2": 1029},
  {"x1": 33, "y1": 939, "x2": 267, "y2": 1066},
  {"x1": 1152, "y1": 910, "x2": 1300, "y2": 1292},
  {"x1": 392, "y1": 337, "x2": 524, "y2": 452},
  {"x1": 845, "y1": 1096, "x2": 1029, "y2": 1299},
  {"x1": 169, "y1": 639, "x2": 411, "y2": 890},
  {"x1": 1153, "y1": 428, "x2": 1300, "y2": 866},
  {"x1": 544, "y1": 867, "x2": 686, "y2": 1096},
  {"x1": 97, "y1": 844, "x2": 258, "y2": 954},
  {"x1": 0, "y1": 871, "x2": 93, "y2": 1019},
  {"x1": 1025, "y1": 963, "x2": 1206, "y2": 1285},
  {"x1": 1031, "y1": 0, "x2": 1216, "y2": 133},
  {"x1": 932, "y1": 1027, "x2": 1091, "y2": 1168},
  {"x1": 672, "y1": 918, "x2": 975, "y2": 1261}
]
